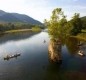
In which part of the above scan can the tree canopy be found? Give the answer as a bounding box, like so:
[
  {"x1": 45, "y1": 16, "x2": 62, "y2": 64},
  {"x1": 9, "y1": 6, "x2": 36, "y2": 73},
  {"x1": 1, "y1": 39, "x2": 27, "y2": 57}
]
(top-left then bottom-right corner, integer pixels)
[
  {"x1": 70, "y1": 13, "x2": 82, "y2": 35},
  {"x1": 45, "y1": 8, "x2": 67, "y2": 40},
  {"x1": 45, "y1": 8, "x2": 84, "y2": 39}
]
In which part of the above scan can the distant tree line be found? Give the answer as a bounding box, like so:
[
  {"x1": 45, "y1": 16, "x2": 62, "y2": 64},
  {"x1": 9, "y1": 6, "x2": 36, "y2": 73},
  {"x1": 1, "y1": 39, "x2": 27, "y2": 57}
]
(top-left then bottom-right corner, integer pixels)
[{"x1": 0, "y1": 23, "x2": 43, "y2": 32}]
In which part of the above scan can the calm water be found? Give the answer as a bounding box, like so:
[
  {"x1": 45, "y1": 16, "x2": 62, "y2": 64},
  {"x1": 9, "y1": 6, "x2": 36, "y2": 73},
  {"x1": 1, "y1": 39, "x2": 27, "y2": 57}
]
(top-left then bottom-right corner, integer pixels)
[{"x1": 0, "y1": 32, "x2": 86, "y2": 80}]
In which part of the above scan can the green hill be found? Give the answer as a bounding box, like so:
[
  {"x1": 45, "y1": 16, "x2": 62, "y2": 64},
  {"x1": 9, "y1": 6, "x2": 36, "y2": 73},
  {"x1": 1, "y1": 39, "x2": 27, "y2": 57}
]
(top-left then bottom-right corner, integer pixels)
[{"x1": 0, "y1": 10, "x2": 43, "y2": 25}]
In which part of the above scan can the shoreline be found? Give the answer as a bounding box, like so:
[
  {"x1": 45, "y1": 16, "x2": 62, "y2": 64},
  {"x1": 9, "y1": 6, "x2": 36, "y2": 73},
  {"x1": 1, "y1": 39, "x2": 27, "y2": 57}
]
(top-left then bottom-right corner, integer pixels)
[
  {"x1": 70, "y1": 35, "x2": 86, "y2": 41},
  {"x1": 0, "y1": 28, "x2": 41, "y2": 34},
  {"x1": 4, "y1": 29, "x2": 32, "y2": 34}
]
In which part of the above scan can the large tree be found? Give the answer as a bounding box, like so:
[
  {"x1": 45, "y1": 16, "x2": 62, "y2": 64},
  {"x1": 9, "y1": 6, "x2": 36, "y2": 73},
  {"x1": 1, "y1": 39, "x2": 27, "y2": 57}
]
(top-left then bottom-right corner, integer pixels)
[{"x1": 45, "y1": 8, "x2": 67, "y2": 40}]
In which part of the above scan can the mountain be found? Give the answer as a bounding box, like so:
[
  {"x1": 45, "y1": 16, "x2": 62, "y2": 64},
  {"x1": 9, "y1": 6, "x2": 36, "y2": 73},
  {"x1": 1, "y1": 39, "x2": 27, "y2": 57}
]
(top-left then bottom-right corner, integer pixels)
[
  {"x1": 0, "y1": 10, "x2": 6, "y2": 16},
  {"x1": 0, "y1": 10, "x2": 43, "y2": 25},
  {"x1": 81, "y1": 16, "x2": 86, "y2": 21}
]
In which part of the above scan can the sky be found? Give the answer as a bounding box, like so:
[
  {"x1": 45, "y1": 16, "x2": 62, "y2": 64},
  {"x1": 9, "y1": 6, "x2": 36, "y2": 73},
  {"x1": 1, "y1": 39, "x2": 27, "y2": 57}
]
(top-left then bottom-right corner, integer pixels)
[{"x1": 0, "y1": 0, "x2": 86, "y2": 22}]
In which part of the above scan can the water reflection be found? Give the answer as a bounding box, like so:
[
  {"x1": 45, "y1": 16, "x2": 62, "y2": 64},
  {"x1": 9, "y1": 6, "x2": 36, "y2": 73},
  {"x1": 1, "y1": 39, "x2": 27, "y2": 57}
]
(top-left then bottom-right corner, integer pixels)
[
  {"x1": 0, "y1": 32, "x2": 86, "y2": 80},
  {"x1": 66, "y1": 37, "x2": 79, "y2": 55},
  {"x1": 44, "y1": 62, "x2": 62, "y2": 80},
  {"x1": 48, "y1": 39, "x2": 62, "y2": 63},
  {"x1": 66, "y1": 37, "x2": 86, "y2": 56},
  {"x1": 0, "y1": 32, "x2": 38, "y2": 44},
  {"x1": 48, "y1": 33, "x2": 86, "y2": 63}
]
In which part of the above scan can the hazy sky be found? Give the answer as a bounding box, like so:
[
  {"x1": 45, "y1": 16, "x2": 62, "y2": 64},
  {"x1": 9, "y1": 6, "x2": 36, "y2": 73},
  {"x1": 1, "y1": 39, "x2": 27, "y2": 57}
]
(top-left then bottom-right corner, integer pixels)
[{"x1": 0, "y1": 0, "x2": 86, "y2": 22}]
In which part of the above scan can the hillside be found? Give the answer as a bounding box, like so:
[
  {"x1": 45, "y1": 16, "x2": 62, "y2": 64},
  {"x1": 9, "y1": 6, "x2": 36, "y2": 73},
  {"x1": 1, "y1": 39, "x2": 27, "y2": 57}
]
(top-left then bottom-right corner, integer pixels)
[
  {"x1": 81, "y1": 16, "x2": 86, "y2": 21},
  {"x1": 0, "y1": 10, "x2": 43, "y2": 25}
]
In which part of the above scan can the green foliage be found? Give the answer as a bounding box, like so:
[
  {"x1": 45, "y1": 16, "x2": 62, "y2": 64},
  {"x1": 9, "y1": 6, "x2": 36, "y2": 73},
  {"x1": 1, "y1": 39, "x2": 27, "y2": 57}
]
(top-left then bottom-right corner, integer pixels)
[
  {"x1": 32, "y1": 25, "x2": 41, "y2": 32},
  {"x1": 77, "y1": 33, "x2": 86, "y2": 40},
  {"x1": 81, "y1": 16, "x2": 86, "y2": 29},
  {"x1": 64, "y1": 21, "x2": 73, "y2": 36},
  {"x1": 70, "y1": 13, "x2": 82, "y2": 35},
  {"x1": 45, "y1": 8, "x2": 67, "y2": 39},
  {"x1": 45, "y1": 8, "x2": 85, "y2": 38},
  {"x1": 0, "y1": 24, "x2": 4, "y2": 32},
  {"x1": 0, "y1": 23, "x2": 42, "y2": 33}
]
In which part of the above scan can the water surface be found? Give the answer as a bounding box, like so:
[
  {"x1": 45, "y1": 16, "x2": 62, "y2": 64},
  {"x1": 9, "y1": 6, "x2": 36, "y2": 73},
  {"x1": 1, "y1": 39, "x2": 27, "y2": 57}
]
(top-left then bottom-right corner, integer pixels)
[{"x1": 0, "y1": 32, "x2": 86, "y2": 80}]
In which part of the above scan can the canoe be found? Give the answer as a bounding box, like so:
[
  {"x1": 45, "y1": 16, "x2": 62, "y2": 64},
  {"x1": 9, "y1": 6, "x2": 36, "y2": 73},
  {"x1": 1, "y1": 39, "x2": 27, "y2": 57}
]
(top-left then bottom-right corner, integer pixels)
[{"x1": 4, "y1": 53, "x2": 21, "y2": 60}]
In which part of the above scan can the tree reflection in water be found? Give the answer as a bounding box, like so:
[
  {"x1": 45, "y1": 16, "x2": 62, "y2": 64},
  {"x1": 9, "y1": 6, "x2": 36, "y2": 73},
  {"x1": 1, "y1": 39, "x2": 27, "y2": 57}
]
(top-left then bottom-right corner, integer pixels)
[
  {"x1": 47, "y1": 35, "x2": 86, "y2": 80},
  {"x1": 48, "y1": 38, "x2": 62, "y2": 63},
  {"x1": 48, "y1": 33, "x2": 86, "y2": 63},
  {"x1": 66, "y1": 37, "x2": 86, "y2": 56}
]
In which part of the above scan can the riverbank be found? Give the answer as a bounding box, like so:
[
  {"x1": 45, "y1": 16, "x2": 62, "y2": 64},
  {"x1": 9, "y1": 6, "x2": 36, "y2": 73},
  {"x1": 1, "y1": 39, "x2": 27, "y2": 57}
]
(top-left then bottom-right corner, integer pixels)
[
  {"x1": 4, "y1": 29, "x2": 32, "y2": 34},
  {"x1": 76, "y1": 33, "x2": 86, "y2": 41},
  {"x1": 82, "y1": 29, "x2": 86, "y2": 33},
  {"x1": 70, "y1": 33, "x2": 86, "y2": 41},
  {"x1": 0, "y1": 28, "x2": 42, "y2": 34}
]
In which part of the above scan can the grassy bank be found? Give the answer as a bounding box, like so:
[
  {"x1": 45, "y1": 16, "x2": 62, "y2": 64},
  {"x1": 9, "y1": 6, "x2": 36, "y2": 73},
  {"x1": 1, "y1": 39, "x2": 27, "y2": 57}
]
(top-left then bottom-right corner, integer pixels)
[
  {"x1": 4, "y1": 29, "x2": 32, "y2": 34},
  {"x1": 70, "y1": 33, "x2": 86, "y2": 41},
  {"x1": 77, "y1": 33, "x2": 86, "y2": 40},
  {"x1": 3, "y1": 27, "x2": 42, "y2": 34},
  {"x1": 81, "y1": 29, "x2": 86, "y2": 33}
]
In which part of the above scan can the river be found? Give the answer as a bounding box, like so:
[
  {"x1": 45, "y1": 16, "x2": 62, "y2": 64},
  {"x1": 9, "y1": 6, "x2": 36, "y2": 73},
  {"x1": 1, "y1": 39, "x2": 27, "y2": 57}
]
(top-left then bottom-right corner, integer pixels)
[{"x1": 0, "y1": 32, "x2": 86, "y2": 80}]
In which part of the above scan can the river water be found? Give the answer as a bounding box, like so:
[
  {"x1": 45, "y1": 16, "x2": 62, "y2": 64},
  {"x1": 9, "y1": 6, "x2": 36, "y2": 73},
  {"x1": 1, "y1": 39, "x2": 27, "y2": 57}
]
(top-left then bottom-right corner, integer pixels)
[{"x1": 0, "y1": 32, "x2": 86, "y2": 80}]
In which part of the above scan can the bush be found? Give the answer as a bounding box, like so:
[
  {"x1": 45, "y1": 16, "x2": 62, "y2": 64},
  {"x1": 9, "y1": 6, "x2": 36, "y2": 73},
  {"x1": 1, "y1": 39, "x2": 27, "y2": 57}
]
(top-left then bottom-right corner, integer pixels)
[{"x1": 32, "y1": 26, "x2": 41, "y2": 32}]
